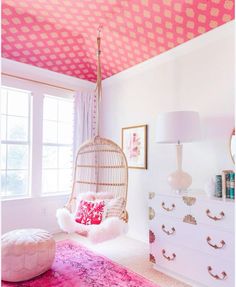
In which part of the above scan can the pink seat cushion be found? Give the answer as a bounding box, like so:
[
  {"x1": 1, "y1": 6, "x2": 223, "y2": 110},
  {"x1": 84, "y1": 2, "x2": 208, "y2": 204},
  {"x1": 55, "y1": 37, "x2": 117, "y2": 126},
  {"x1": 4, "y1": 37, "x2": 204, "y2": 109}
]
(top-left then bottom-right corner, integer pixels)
[{"x1": 1, "y1": 229, "x2": 55, "y2": 282}]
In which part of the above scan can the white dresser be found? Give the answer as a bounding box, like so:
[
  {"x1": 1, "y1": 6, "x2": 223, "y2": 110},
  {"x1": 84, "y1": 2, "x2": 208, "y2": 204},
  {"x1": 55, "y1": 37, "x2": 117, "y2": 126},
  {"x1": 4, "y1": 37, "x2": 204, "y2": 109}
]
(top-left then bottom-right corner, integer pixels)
[{"x1": 149, "y1": 191, "x2": 235, "y2": 287}]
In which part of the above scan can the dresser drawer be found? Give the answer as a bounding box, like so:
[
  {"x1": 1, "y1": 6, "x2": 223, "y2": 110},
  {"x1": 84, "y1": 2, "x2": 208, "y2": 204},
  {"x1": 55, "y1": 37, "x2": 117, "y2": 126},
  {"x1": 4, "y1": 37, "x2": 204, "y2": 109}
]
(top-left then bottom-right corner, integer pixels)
[
  {"x1": 153, "y1": 241, "x2": 235, "y2": 287},
  {"x1": 191, "y1": 199, "x2": 234, "y2": 231},
  {"x1": 198, "y1": 224, "x2": 234, "y2": 262},
  {"x1": 150, "y1": 215, "x2": 196, "y2": 246},
  {"x1": 150, "y1": 215, "x2": 234, "y2": 262},
  {"x1": 151, "y1": 194, "x2": 188, "y2": 219},
  {"x1": 193, "y1": 252, "x2": 235, "y2": 287}
]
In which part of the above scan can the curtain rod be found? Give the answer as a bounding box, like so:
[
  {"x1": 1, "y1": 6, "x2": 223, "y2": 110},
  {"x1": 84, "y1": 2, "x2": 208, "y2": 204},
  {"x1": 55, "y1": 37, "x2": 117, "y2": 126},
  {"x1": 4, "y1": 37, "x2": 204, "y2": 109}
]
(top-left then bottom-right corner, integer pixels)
[{"x1": 1, "y1": 73, "x2": 76, "y2": 92}]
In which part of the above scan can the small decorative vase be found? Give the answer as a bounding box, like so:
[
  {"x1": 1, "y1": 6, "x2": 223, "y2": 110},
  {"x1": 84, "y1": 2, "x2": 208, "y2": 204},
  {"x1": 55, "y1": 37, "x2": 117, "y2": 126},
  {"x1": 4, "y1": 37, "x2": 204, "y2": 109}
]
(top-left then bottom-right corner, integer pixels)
[{"x1": 204, "y1": 177, "x2": 215, "y2": 197}]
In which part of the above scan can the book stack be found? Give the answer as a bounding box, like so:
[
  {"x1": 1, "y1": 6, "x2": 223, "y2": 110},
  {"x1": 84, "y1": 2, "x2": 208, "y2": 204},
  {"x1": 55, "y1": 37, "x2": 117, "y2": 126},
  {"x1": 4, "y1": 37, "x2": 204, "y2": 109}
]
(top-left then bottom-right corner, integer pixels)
[{"x1": 221, "y1": 170, "x2": 235, "y2": 199}]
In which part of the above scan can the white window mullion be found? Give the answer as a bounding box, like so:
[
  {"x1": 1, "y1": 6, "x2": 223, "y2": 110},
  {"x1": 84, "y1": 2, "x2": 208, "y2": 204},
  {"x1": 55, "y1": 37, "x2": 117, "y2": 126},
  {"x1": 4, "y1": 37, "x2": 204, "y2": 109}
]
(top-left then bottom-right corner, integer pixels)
[
  {"x1": 30, "y1": 92, "x2": 44, "y2": 198},
  {"x1": 56, "y1": 100, "x2": 59, "y2": 193},
  {"x1": 27, "y1": 95, "x2": 31, "y2": 196},
  {"x1": 5, "y1": 92, "x2": 9, "y2": 195}
]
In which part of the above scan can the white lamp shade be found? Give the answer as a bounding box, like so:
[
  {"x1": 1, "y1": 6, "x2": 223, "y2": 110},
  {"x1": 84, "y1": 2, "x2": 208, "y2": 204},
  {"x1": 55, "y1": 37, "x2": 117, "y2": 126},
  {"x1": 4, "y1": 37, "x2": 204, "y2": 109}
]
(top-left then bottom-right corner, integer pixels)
[{"x1": 156, "y1": 111, "x2": 201, "y2": 143}]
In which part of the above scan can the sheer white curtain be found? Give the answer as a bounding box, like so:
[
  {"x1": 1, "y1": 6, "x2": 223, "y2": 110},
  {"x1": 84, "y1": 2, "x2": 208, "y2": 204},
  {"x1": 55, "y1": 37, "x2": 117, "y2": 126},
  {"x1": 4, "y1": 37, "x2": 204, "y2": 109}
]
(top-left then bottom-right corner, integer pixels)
[{"x1": 73, "y1": 91, "x2": 97, "y2": 155}]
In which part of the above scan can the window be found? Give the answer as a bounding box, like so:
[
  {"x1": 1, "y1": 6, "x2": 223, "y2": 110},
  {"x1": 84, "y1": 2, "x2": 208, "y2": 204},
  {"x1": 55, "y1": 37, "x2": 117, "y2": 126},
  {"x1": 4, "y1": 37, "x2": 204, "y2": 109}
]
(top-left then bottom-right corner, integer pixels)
[
  {"x1": 1, "y1": 85, "x2": 74, "y2": 199},
  {"x1": 42, "y1": 95, "x2": 74, "y2": 194},
  {"x1": 1, "y1": 87, "x2": 31, "y2": 198}
]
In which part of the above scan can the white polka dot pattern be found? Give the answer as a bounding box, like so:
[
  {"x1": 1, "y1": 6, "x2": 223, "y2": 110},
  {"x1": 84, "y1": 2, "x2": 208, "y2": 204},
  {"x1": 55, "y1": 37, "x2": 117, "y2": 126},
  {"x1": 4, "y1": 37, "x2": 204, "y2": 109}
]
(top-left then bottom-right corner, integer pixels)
[{"x1": 2, "y1": 0, "x2": 234, "y2": 82}]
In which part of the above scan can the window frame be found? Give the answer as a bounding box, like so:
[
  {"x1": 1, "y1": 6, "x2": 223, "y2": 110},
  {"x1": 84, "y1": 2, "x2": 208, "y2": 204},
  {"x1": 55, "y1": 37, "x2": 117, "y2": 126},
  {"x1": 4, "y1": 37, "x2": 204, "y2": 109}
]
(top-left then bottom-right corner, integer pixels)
[
  {"x1": 1, "y1": 83, "x2": 75, "y2": 200},
  {"x1": 1, "y1": 86, "x2": 32, "y2": 200}
]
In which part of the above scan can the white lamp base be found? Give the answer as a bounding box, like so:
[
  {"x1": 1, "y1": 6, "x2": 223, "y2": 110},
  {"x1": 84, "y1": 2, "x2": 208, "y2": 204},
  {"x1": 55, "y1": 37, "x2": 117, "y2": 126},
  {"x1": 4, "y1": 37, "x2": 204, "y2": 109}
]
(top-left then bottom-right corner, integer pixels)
[
  {"x1": 168, "y1": 143, "x2": 192, "y2": 192},
  {"x1": 168, "y1": 170, "x2": 192, "y2": 192}
]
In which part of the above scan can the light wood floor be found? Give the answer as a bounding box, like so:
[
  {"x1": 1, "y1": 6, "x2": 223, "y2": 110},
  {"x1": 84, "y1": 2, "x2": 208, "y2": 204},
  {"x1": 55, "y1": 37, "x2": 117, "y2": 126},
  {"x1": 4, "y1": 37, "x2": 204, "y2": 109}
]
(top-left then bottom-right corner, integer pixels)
[{"x1": 54, "y1": 233, "x2": 191, "y2": 287}]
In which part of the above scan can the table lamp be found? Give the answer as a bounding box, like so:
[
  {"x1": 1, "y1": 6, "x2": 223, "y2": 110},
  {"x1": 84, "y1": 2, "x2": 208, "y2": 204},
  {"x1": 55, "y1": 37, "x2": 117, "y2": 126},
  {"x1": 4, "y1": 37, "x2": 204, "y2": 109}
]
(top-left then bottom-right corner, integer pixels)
[{"x1": 156, "y1": 111, "x2": 201, "y2": 192}]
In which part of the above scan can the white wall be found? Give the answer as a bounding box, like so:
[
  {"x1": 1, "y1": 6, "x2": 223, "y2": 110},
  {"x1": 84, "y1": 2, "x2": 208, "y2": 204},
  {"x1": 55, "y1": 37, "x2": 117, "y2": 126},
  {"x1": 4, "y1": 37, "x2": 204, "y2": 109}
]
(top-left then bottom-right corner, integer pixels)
[
  {"x1": 1, "y1": 59, "x2": 95, "y2": 234},
  {"x1": 100, "y1": 21, "x2": 235, "y2": 243}
]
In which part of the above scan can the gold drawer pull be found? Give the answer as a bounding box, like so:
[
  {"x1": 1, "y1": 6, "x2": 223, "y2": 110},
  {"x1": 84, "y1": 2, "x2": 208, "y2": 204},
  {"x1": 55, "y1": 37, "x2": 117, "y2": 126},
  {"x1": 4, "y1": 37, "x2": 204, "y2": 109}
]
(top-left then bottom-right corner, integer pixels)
[
  {"x1": 207, "y1": 236, "x2": 225, "y2": 249},
  {"x1": 162, "y1": 249, "x2": 176, "y2": 261},
  {"x1": 206, "y1": 209, "x2": 225, "y2": 221},
  {"x1": 162, "y1": 202, "x2": 175, "y2": 212},
  {"x1": 162, "y1": 224, "x2": 175, "y2": 235},
  {"x1": 208, "y1": 266, "x2": 227, "y2": 280}
]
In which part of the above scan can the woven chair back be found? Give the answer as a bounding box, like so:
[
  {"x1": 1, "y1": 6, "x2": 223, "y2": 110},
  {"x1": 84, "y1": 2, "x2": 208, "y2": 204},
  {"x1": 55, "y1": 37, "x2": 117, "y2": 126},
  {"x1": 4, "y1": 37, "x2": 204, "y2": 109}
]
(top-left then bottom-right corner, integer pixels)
[{"x1": 66, "y1": 136, "x2": 128, "y2": 222}]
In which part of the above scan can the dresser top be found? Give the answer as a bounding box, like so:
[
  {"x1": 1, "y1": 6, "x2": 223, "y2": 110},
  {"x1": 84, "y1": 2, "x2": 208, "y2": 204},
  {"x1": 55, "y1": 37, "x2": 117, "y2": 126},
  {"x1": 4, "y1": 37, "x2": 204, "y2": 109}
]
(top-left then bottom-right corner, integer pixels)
[{"x1": 155, "y1": 190, "x2": 235, "y2": 204}]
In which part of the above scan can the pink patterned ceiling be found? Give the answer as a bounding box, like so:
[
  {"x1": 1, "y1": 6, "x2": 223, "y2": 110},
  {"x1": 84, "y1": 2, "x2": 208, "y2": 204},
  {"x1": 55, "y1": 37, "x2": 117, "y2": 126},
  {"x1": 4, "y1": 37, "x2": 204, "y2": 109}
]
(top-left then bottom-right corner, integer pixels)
[{"x1": 2, "y1": 0, "x2": 234, "y2": 82}]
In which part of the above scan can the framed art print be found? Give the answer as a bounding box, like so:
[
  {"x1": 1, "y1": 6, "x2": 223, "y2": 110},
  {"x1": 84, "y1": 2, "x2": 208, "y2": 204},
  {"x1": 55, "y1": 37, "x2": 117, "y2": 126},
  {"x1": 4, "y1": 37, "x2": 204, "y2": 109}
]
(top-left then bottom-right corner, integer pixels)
[{"x1": 122, "y1": 125, "x2": 147, "y2": 169}]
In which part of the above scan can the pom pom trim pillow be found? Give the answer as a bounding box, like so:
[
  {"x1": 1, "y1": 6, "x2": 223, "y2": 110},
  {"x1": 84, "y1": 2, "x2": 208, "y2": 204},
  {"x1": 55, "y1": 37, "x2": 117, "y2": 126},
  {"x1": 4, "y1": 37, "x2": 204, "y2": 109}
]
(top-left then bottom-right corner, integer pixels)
[
  {"x1": 106, "y1": 197, "x2": 125, "y2": 218},
  {"x1": 75, "y1": 200, "x2": 106, "y2": 225}
]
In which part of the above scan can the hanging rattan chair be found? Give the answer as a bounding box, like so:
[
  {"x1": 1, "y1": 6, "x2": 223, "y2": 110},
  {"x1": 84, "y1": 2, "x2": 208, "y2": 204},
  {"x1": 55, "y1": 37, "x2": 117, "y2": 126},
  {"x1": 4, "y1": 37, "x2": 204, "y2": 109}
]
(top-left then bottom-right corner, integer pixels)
[
  {"x1": 56, "y1": 136, "x2": 129, "y2": 242},
  {"x1": 65, "y1": 135, "x2": 128, "y2": 222},
  {"x1": 56, "y1": 28, "x2": 129, "y2": 243}
]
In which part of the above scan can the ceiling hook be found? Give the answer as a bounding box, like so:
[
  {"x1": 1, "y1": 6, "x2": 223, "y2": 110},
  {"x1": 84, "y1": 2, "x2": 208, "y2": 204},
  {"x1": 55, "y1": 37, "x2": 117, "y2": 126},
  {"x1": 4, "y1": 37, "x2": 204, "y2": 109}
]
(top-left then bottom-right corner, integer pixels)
[{"x1": 97, "y1": 24, "x2": 103, "y2": 37}]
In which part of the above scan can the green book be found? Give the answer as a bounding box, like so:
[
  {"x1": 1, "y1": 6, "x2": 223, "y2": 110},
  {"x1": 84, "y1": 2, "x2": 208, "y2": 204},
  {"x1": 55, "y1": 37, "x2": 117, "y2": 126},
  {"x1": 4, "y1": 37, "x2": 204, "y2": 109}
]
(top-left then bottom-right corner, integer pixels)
[{"x1": 229, "y1": 172, "x2": 235, "y2": 199}]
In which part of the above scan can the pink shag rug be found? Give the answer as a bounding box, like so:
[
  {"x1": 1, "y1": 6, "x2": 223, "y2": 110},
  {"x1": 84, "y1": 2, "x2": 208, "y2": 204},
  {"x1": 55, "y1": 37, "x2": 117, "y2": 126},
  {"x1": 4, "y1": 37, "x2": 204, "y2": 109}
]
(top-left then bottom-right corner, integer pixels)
[{"x1": 2, "y1": 240, "x2": 159, "y2": 287}]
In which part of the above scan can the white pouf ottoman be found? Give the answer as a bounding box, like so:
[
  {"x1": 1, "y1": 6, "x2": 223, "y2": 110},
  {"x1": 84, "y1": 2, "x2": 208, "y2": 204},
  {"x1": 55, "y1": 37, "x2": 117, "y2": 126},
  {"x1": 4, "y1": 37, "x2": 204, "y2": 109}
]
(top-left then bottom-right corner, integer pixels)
[{"x1": 1, "y1": 229, "x2": 56, "y2": 282}]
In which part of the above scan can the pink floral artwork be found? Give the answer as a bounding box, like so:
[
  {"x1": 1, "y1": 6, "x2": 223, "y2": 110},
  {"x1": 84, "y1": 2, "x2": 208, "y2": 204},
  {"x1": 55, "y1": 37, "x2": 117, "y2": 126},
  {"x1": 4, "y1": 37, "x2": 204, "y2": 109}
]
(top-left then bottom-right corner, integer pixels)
[
  {"x1": 128, "y1": 132, "x2": 141, "y2": 159},
  {"x1": 122, "y1": 125, "x2": 147, "y2": 169}
]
